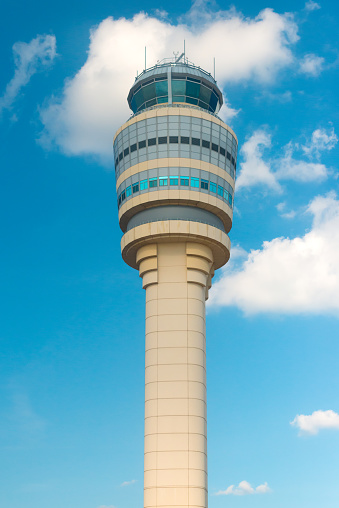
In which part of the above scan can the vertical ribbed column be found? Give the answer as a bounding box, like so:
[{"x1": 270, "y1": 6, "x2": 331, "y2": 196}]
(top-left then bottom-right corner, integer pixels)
[{"x1": 137, "y1": 241, "x2": 214, "y2": 508}]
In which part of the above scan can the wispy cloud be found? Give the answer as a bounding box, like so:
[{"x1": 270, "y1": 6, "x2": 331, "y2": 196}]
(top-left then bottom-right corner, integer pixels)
[
  {"x1": 291, "y1": 410, "x2": 339, "y2": 434},
  {"x1": 0, "y1": 34, "x2": 56, "y2": 116},
  {"x1": 305, "y1": 1, "x2": 321, "y2": 12},
  {"x1": 215, "y1": 480, "x2": 271, "y2": 496},
  {"x1": 209, "y1": 192, "x2": 339, "y2": 315},
  {"x1": 121, "y1": 479, "x2": 137, "y2": 487}
]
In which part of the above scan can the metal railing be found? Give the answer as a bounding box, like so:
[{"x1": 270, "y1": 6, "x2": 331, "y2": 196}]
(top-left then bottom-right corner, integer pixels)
[{"x1": 134, "y1": 60, "x2": 215, "y2": 83}]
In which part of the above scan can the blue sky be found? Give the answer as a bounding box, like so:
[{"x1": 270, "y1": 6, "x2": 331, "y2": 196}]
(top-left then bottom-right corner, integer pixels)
[{"x1": 1, "y1": 0, "x2": 339, "y2": 507}]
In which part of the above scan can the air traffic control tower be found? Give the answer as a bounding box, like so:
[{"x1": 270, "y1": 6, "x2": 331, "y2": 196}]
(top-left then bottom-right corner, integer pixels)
[{"x1": 113, "y1": 55, "x2": 237, "y2": 508}]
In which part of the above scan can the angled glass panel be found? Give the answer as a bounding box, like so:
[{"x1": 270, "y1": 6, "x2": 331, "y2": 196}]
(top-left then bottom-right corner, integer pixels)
[
  {"x1": 186, "y1": 81, "x2": 200, "y2": 98},
  {"x1": 142, "y1": 82, "x2": 156, "y2": 101},
  {"x1": 156, "y1": 80, "x2": 168, "y2": 97},
  {"x1": 134, "y1": 89, "x2": 144, "y2": 109},
  {"x1": 199, "y1": 84, "x2": 212, "y2": 104},
  {"x1": 172, "y1": 79, "x2": 186, "y2": 95}
]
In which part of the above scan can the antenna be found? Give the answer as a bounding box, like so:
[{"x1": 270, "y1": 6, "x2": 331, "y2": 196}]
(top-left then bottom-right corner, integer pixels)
[
  {"x1": 184, "y1": 40, "x2": 186, "y2": 62},
  {"x1": 145, "y1": 47, "x2": 147, "y2": 71},
  {"x1": 213, "y1": 57, "x2": 215, "y2": 79}
]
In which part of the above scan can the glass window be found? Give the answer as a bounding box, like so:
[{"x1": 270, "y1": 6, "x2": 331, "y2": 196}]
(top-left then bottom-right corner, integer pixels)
[
  {"x1": 209, "y1": 91, "x2": 218, "y2": 111},
  {"x1": 148, "y1": 138, "x2": 156, "y2": 146},
  {"x1": 119, "y1": 152, "x2": 123, "y2": 161},
  {"x1": 186, "y1": 80, "x2": 200, "y2": 99},
  {"x1": 118, "y1": 195, "x2": 121, "y2": 206},
  {"x1": 155, "y1": 80, "x2": 168, "y2": 97},
  {"x1": 126, "y1": 186, "x2": 132, "y2": 197},
  {"x1": 124, "y1": 147, "x2": 129, "y2": 156},
  {"x1": 132, "y1": 183, "x2": 139, "y2": 193},
  {"x1": 157, "y1": 96, "x2": 168, "y2": 104},
  {"x1": 199, "y1": 84, "x2": 212, "y2": 104},
  {"x1": 181, "y1": 136, "x2": 189, "y2": 144},
  {"x1": 186, "y1": 96, "x2": 198, "y2": 105},
  {"x1": 131, "y1": 143, "x2": 137, "y2": 153},
  {"x1": 140, "y1": 179, "x2": 148, "y2": 190},
  {"x1": 139, "y1": 140, "x2": 146, "y2": 149},
  {"x1": 149, "y1": 178, "x2": 158, "y2": 188},
  {"x1": 169, "y1": 136, "x2": 178, "y2": 143},
  {"x1": 202, "y1": 140, "x2": 210, "y2": 149},
  {"x1": 218, "y1": 185, "x2": 223, "y2": 197},
  {"x1": 170, "y1": 177, "x2": 178, "y2": 185},
  {"x1": 220, "y1": 146, "x2": 225, "y2": 156},
  {"x1": 191, "y1": 177, "x2": 199, "y2": 188},
  {"x1": 180, "y1": 177, "x2": 189, "y2": 186},
  {"x1": 229, "y1": 193, "x2": 233, "y2": 206},
  {"x1": 172, "y1": 79, "x2": 186, "y2": 96},
  {"x1": 201, "y1": 179, "x2": 208, "y2": 190},
  {"x1": 115, "y1": 157, "x2": 119, "y2": 167},
  {"x1": 134, "y1": 88, "x2": 144, "y2": 110},
  {"x1": 192, "y1": 137, "x2": 200, "y2": 146},
  {"x1": 142, "y1": 82, "x2": 156, "y2": 102},
  {"x1": 223, "y1": 189, "x2": 229, "y2": 201},
  {"x1": 172, "y1": 95, "x2": 185, "y2": 103},
  {"x1": 158, "y1": 136, "x2": 168, "y2": 144},
  {"x1": 159, "y1": 177, "x2": 168, "y2": 186},
  {"x1": 232, "y1": 156, "x2": 235, "y2": 165},
  {"x1": 121, "y1": 191, "x2": 126, "y2": 201},
  {"x1": 212, "y1": 143, "x2": 218, "y2": 152},
  {"x1": 210, "y1": 182, "x2": 217, "y2": 193},
  {"x1": 227, "y1": 151, "x2": 231, "y2": 160}
]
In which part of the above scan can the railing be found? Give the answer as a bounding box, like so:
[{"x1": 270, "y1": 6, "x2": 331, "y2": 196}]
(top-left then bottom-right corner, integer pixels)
[{"x1": 134, "y1": 60, "x2": 215, "y2": 83}]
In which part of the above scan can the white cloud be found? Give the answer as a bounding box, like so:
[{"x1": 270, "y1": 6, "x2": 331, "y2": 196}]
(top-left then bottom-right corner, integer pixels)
[
  {"x1": 235, "y1": 130, "x2": 281, "y2": 191},
  {"x1": 0, "y1": 34, "x2": 56, "y2": 115},
  {"x1": 215, "y1": 480, "x2": 271, "y2": 496},
  {"x1": 39, "y1": 6, "x2": 298, "y2": 161},
  {"x1": 299, "y1": 53, "x2": 325, "y2": 76},
  {"x1": 291, "y1": 410, "x2": 339, "y2": 435},
  {"x1": 305, "y1": 1, "x2": 321, "y2": 12},
  {"x1": 276, "y1": 202, "x2": 296, "y2": 219},
  {"x1": 209, "y1": 191, "x2": 339, "y2": 315},
  {"x1": 236, "y1": 127, "x2": 335, "y2": 190},
  {"x1": 121, "y1": 479, "x2": 137, "y2": 487}
]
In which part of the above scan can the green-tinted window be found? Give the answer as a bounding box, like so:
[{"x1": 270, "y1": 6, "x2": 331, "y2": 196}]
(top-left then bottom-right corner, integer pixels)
[
  {"x1": 191, "y1": 177, "x2": 199, "y2": 188},
  {"x1": 158, "y1": 96, "x2": 168, "y2": 104},
  {"x1": 134, "y1": 88, "x2": 144, "y2": 109},
  {"x1": 140, "y1": 179, "x2": 148, "y2": 190},
  {"x1": 149, "y1": 178, "x2": 158, "y2": 188},
  {"x1": 170, "y1": 177, "x2": 178, "y2": 185},
  {"x1": 186, "y1": 80, "x2": 200, "y2": 99},
  {"x1": 159, "y1": 177, "x2": 168, "y2": 186},
  {"x1": 209, "y1": 92, "x2": 218, "y2": 110},
  {"x1": 210, "y1": 182, "x2": 217, "y2": 193},
  {"x1": 172, "y1": 96, "x2": 185, "y2": 103},
  {"x1": 172, "y1": 79, "x2": 186, "y2": 95},
  {"x1": 142, "y1": 82, "x2": 156, "y2": 101},
  {"x1": 180, "y1": 177, "x2": 189, "y2": 186},
  {"x1": 186, "y1": 96, "x2": 198, "y2": 105},
  {"x1": 199, "y1": 84, "x2": 212, "y2": 104},
  {"x1": 126, "y1": 186, "x2": 132, "y2": 197},
  {"x1": 156, "y1": 80, "x2": 168, "y2": 97}
]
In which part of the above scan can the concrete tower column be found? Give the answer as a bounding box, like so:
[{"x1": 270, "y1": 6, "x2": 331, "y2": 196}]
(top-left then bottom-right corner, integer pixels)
[{"x1": 138, "y1": 242, "x2": 213, "y2": 508}]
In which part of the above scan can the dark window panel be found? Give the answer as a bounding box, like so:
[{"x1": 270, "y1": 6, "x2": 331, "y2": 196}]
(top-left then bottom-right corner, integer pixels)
[
  {"x1": 115, "y1": 158, "x2": 119, "y2": 166},
  {"x1": 169, "y1": 136, "x2": 178, "y2": 143},
  {"x1": 158, "y1": 136, "x2": 168, "y2": 144},
  {"x1": 220, "y1": 147, "x2": 226, "y2": 156},
  {"x1": 119, "y1": 152, "x2": 123, "y2": 161},
  {"x1": 131, "y1": 143, "x2": 137, "y2": 152},
  {"x1": 139, "y1": 140, "x2": 146, "y2": 149},
  {"x1": 148, "y1": 138, "x2": 156, "y2": 146},
  {"x1": 181, "y1": 136, "x2": 189, "y2": 144},
  {"x1": 132, "y1": 183, "x2": 139, "y2": 193},
  {"x1": 212, "y1": 143, "x2": 218, "y2": 152},
  {"x1": 124, "y1": 147, "x2": 129, "y2": 156},
  {"x1": 202, "y1": 140, "x2": 210, "y2": 149},
  {"x1": 192, "y1": 137, "x2": 200, "y2": 146},
  {"x1": 227, "y1": 151, "x2": 231, "y2": 160}
]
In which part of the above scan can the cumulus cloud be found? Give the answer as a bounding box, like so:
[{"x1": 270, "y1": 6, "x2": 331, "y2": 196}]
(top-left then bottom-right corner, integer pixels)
[
  {"x1": 39, "y1": 6, "x2": 298, "y2": 162},
  {"x1": 236, "y1": 127, "x2": 335, "y2": 190},
  {"x1": 291, "y1": 410, "x2": 339, "y2": 435},
  {"x1": 276, "y1": 202, "x2": 296, "y2": 219},
  {"x1": 215, "y1": 480, "x2": 271, "y2": 496},
  {"x1": 209, "y1": 191, "x2": 339, "y2": 315},
  {"x1": 0, "y1": 34, "x2": 56, "y2": 115},
  {"x1": 299, "y1": 53, "x2": 325, "y2": 76},
  {"x1": 305, "y1": 1, "x2": 321, "y2": 12}
]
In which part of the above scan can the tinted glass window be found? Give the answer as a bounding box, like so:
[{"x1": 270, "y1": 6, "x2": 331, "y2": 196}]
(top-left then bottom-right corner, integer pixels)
[
  {"x1": 199, "y1": 84, "x2": 212, "y2": 104},
  {"x1": 158, "y1": 136, "x2": 167, "y2": 144},
  {"x1": 169, "y1": 136, "x2": 178, "y2": 143},
  {"x1": 148, "y1": 138, "x2": 156, "y2": 146},
  {"x1": 202, "y1": 140, "x2": 210, "y2": 149},
  {"x1": 186, "y1": 81, "x2": 200, "y2": 98},
  {"x1": 181, "y1": 136, "x2": 189, "y2": 144},
  {"x1": 139, "y1": 140, "x2": 146, "y2": 149},
  {"x1": 143, "y1": 82, "x2": 156, "y2": 101},
  {"x1": 156, "y1": 80, "x2": 168, "y2": 96},
  {"x1": 131, "y1": 143, "x2": 137, "y2": 152},
  {"x1": 172, "y1": 79, "x2": 186, "y2": 95},
  {"x1": 192, "y1": 137, "x2": 200, "y2": 146}
]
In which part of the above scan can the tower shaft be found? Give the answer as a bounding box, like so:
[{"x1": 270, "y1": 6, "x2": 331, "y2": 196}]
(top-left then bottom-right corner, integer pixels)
[{"x1": 139, "y1": 241, "x2": 212, "y2": 508}]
